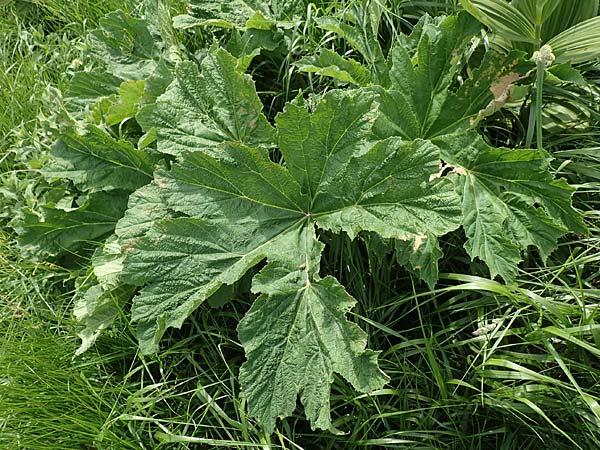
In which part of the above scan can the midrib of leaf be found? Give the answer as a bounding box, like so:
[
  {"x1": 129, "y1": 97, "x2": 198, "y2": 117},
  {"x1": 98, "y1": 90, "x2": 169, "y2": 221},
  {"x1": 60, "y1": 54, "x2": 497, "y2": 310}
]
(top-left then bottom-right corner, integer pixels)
[
  {"x1": 197, "y1": 70, "x2": 240, "y2": 142},
  {"x1": 219, "y1": 69, "x2": 244, "y2": 141},
  {"x1": 301, "y1": 221, "x2": 313, "y2": 287},
  {"x1": 172, "y1": 73, "x2": 234, "y2": 142},
  {"x1": 169, "y1": 157, "x2": 305, "y2": 214},
  {"x1": 309, "y1": 108, "x2": 373, "y2": 211},
  {"x1": 465, "y1": 172, "x2": 501, "y2": 245},
  {"x1": 236, "y1": 218, "x2": 308, "y2": 264}
]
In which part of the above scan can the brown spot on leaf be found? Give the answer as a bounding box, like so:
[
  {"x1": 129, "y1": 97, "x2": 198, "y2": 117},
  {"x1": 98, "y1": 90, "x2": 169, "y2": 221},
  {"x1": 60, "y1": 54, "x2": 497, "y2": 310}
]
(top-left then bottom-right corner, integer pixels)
[
  {"x1": 472, "y1": 72, "x2": 525, "y2": 127},
  {"x1": 490, "y1": 72, "x2": 520, "y2": 103},
  {"x1": 453, "y1": 166, "x2": 467, "y2": 176},
  {"x1": 123, "y1": 239, "x2": 140, "y2": 252},
  {"x1": 413, "y1": 232, "x2": 427, "y2": 253}
]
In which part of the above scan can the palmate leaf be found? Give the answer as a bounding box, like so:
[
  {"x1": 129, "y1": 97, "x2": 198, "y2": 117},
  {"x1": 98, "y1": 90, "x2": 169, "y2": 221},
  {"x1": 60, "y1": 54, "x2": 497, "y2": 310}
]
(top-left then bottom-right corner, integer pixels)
[
  {"x1": 122, "y1": 74, "x2": 462, "y2": 429},
  {"x1": 374, "y1": 14, "x2": 533, "y2": 140},
  {"x1": 438, "y1": 134, "x2": 586, "y2": 281},
  {"x1": 365, "y1": 15, "x2": 583, "y2": 281},
  {"x1": 239, "y1": 226, "x2": 388, "y2": 432}
]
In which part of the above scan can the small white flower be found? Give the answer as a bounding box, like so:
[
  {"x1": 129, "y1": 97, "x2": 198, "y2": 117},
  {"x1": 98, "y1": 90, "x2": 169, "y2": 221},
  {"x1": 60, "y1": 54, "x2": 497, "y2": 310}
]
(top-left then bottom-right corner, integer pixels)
[{"x1": 532, "y1": 44, "x2": 555, "y2": 66}]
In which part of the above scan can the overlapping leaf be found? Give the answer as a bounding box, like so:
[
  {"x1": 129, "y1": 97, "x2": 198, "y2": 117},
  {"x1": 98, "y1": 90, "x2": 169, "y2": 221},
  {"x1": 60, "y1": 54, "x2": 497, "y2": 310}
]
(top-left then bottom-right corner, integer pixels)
[
  {"x1": 173, "y1": 0, "x2": 307, "y2": 30},
  {"x1": 122, "y1": 62, "x2": 462, "y2": 429},
  {"x1": 74, "y1": 282, "x2": 135, "y2": 355},
  {"x1": 88, "y1": 9, "x2": 162, "y2": 80},
  {"x1": 16, "y1": 191, "x2": 129, "y2": 257},
  {"x1": 295, "y1": 48, "x2": 373, "y2": 86},
  {"x1": 438, "y1": 134, "x2": 586, "y2": 281},
  {"x1": 374, "y1": 14, "x2": 533, "y2": 140},
  {"x1": 44, "y1": 125, "x2": 155, "y2": 192},
  {"x1": 20, "y1": 3, "x2": 586, "y2": 436},
  {"x1": 67, "y1": 9, "x2": 174, "y2": 114},
  {"x1": 136, "y1": 49, "x2": 275, "y2": 156}
]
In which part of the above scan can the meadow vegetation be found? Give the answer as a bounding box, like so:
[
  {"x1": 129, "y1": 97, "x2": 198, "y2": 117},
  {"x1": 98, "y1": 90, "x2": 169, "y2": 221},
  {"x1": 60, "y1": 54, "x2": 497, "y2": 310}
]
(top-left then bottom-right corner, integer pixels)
[{"x1": 1, "y1": 1, "x2": 600, "y2": 449}]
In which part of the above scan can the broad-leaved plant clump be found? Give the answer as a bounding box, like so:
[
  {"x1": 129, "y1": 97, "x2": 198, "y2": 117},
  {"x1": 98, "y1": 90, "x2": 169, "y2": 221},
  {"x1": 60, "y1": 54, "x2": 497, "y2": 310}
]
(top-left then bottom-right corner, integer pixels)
[{"x1": 15, "y1": 1, "x2": 586, "y2": 432}]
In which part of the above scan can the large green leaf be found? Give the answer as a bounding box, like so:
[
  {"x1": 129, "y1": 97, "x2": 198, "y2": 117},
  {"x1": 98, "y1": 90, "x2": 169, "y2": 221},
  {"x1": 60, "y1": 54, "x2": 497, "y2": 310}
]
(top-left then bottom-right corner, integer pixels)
[
  {"x1": 17, "y1": 191, "x2": 129, "y2": 257},
  {"x1": 374, "y1": 15, "x2": 532, "y2": 140},
  {"x1": 44, "y1": 125, "x2": 155, "y2": 192},
  {"x1": 123, "y1": 78, "x2": 461, "y2": 429},
  {"x1": 136, "y1": 49, "x2": 275, "y2": 156},
  {"x1": 67, "y1": 9, "x2": 173, "y2": 114},
  {"x1": 438, "y1": 134, "x2": 586, "y2": 281},
  {"x1": 89, "y1": 9, "x2": 162, "y2": 80},
  {"x1": 239, "y1": 226, "x2": 388, "y2": 432}
]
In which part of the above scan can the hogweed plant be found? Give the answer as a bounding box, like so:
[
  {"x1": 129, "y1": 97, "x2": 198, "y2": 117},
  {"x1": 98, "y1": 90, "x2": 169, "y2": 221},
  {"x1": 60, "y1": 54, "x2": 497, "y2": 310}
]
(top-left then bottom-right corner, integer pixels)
[{"x1": 14, "y1": 1, "x2": 588, "y2": 432}]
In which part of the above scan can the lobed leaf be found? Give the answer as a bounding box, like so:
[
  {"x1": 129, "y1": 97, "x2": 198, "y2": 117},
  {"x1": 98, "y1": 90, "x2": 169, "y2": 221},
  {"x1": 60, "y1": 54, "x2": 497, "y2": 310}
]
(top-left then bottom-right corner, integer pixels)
[
  {"x1": 137, "y1": 50, "x2": 275, "y2": 156},
  {"x1": 17, "y1": 191, "x2": 129, "y2": 257},
  {"x1": 374, "y1": 13, "x2": 503, "y2": 140},
  {"x1": 239, "y1": 226, "x2": 388, "y2": 432},
  {"x1": 438, "y1": 134, "x2": 585, "y2": 281},
  {"x1": 124, "y1": 64, "x2": 462, "y2": 428},
  {"x1": 44, "y1": 125, "x2": 155, "y2": 192},
  {"x1": 89, "y1": 9, "x2": 161, "y2": 80}
]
